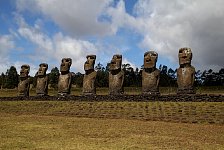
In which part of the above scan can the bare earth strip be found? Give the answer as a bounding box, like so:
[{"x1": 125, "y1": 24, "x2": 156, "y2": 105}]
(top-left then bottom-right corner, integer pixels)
[{"x1": 0, "y1": 113, "x2": 223, "y2": 150}]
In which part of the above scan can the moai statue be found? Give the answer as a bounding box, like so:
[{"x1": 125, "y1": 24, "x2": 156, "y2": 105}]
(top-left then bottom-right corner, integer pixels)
[
  {"x1": 58, "y1": 58, "x2": 72, "y2": 96},
  {"x1": 82, "y1": 55, "x2": 97, "y2": 95},
  {"x1": 177, "y1": 47, "x2": 195, "y2": 94},
  {"x1": 109, "y1": 54, "x2": 124, "y2": 95},
  {"x1": 36, "y1": 63, "x2": 48, "y2": 96},
  {"x1": 18, "y1": 64, "x2": 30, "y2": 97},
  {"x1": 142, "y1": 51, "x2": 160, "y2": 95}
]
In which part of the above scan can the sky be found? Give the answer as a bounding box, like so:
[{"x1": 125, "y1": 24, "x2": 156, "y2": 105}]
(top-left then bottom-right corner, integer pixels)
[{"x1": 0, "y1": 0, "x2": 224, "y2": 75}]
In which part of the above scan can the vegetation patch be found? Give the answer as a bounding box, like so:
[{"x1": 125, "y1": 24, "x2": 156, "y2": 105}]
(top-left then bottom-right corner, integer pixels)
[
  {"x1": 0, "y1": 101, "x2": 223, "y2": 124},
  {"x1": 0, "y1": 114, "x2": 224, "y2": 149}
]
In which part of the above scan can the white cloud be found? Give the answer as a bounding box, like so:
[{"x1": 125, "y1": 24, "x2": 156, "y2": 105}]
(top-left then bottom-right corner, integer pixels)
[
  {"x1": 15, "y1": 15, "x2": 99, "y2": 73},
  {"x1": 15, "y1": 0, "x2": 224, "y2": 71},
  {"x1": 16, "y1": 0, "x2": 114, "y2": 36},
  {"x1": 105, "y1": 0, "x2": 224, "y2": 70},
  {"x1": 53, "y1": 33, "x2": 98, "y2": 72},
  {"x1": 0, "y1": 35, "x2": 14, "y2": 58},
  {"x1": 16, "y1": 15, "x2": 53, "y2": 52},
  {"x1": 0, "y1": 34, "x2": 39, "y2": 75},
  {"x1": 0, "y1": 35, "x2": 15, "y2": 73},
  {"x1": 131, "y1": 0, "x2": 224, "y2": 70},
  {"x1": 106, "y1": 0, "x2": 141, "y2": 34}
]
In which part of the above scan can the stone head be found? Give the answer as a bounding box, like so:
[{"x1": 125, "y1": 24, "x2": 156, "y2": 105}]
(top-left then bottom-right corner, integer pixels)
[
  {"x1": 179, "y1": 47, "x2": 192, "y2": 66},
  {"x1": 144, "y1": 51, "x2": 158, "y2": 69},
  {"x1": 37, "y1": 63, "x2": 48, "y2": 77},
  {"x1": 20, "y1": 64, "x2": 30, "y2": 78},
  {"x1": 60, "y1": 58, "x2": 72, "y2": 73},
  {"x1": 110, "y1": 54, "x2": 122, "y2": 71},
  {"x1": 84, "y1": 55, "x2": 96, "y2": 71}
]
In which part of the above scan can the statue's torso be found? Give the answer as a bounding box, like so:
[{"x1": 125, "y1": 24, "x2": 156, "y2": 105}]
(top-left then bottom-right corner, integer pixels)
[
  {"x1": 18, "y1": 78, "x2": 30, "y2": 96},
  {"x1": 83, "y1": 71, "x2": 97, "y2": 94},
  {"x1": 177, "y1": 66, "x2": 195, "y2": 89},
  {"x1": 58, "y1": 73, "x2": 72, "y2": 94},
  {"x1": 36, "y1": 76, "x2": 48, "y2": 95},
  {"x1": 109, "y1": 70, "x2": 124, "y2": 94},
  {"x1": 142, "y1": 69, "x2": 160, "y2": 92}
]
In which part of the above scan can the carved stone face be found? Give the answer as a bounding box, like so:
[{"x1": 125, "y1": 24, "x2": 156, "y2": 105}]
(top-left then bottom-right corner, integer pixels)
[
  {"x1": 110, "y1": 54, "x2": 122, "y2": 71},
  {"x1": 60, "y1": 58, "x2": 72, "y2": 73},
  {"x1": 179, "y1": 47, "x2": 192, "y2": 66},
  {"x1": 37, "y1": 63, "x2": 48, "y2": 77},
  {"x1": 84, "y1": 55, "x2": 96, "y2": 71},
  {"x1": 144, "y1": 51, "x2": 158, "y2": 69},
  {"x1": 20, "y1": 64, "x2": 30, "y2": 78}
]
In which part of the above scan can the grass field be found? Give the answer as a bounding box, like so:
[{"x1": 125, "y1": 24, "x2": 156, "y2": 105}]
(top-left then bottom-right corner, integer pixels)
[
  {"x1": 0, "y1": 88, "x2": 223, "y2": 149},
  {"x1": 0, "y1": 113, "x2": 224, "y2": 149}
]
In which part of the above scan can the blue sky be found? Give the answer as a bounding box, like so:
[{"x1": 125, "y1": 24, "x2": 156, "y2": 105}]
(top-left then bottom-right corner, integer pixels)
[{"x1": 0, "y1": 0, "x2": 224, "y2": 75}]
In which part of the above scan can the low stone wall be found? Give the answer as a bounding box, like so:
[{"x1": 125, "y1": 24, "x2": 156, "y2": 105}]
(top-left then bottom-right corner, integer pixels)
[{"x1": 0, "y1": 94, "x2": 223, "y2": 102}]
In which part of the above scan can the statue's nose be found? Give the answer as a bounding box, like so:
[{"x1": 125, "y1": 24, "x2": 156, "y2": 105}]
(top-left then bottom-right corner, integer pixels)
[{"x1": 146, "y1": 58, "x2": 151, "y2": 62}]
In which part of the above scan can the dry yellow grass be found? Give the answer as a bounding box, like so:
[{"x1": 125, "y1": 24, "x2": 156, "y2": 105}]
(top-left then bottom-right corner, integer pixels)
[
  {"x1": 0, "y1": 101, "x2": 223, "y2": 124},
  {"x1": 0, "y1": 113, "x2": 223, "y2": 150},
  {"x1": 0, "y1": 88, "x2": 223, "y2": 149}
]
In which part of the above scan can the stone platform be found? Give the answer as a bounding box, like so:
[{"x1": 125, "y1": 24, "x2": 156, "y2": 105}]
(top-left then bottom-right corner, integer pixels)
[{"x1": 0, "y1": 94, "x2": 223, "y2": 102}]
